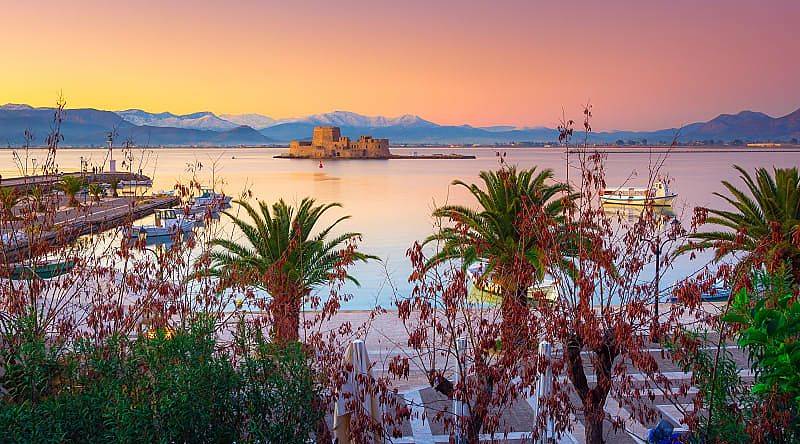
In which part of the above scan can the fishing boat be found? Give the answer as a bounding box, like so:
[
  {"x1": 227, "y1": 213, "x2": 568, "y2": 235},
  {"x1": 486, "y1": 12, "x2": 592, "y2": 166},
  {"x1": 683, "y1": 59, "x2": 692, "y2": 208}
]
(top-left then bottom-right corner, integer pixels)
[
  {"x1": 599, "y1": 181, "x2": 676, "y2": 206},
  {"x1": 195, "y1": 188, "x2": 231, "y2": 205},
  {"x1": 8, "y1": 258, "x2": 75, "y2": 280},
  {"x1": 123, "y1": 208, "x2": 195, "y2": 240}
]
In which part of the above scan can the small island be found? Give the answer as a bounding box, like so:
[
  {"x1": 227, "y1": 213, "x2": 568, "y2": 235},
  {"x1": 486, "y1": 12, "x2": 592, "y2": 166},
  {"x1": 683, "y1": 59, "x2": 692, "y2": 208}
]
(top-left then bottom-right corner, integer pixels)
[{"x1": 274, "y1": 126, "x2": 475, "y2": 159}]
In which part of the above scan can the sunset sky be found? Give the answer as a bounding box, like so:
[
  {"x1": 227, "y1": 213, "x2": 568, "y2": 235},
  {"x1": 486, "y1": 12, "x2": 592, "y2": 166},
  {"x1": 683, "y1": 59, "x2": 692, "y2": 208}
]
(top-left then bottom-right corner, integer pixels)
[{"x1": 1, "y1": 0, "x2": 798, "y2": 130}]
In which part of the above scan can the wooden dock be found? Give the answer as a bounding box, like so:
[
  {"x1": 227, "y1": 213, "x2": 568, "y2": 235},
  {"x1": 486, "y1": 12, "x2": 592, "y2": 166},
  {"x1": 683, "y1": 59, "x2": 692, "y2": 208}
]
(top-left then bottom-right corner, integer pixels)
[
  {"x1": 2, "y1": 196, "x2": 179, "y2": 262},
  {"x1": 0, "y1": 171, "x2": 151, "y2": 193}
]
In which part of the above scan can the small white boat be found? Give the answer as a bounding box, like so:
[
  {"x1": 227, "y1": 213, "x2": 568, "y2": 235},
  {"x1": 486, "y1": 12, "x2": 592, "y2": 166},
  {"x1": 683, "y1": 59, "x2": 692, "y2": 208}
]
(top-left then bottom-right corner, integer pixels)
[
  {"x1": 151, "y1": 189, "x2": 176, "y2": 197},
  {"x1": 124, "y1": 208, "x2": 194, "y2": 240},
  {"x1": 599, "y1": 181, "x2": 676, "y2": 206}
]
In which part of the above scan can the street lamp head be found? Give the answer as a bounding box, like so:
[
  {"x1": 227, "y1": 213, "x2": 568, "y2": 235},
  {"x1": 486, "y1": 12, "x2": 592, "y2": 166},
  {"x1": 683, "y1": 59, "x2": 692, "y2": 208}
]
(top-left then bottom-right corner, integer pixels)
[{"x1": 667, "y1": 218, "x2": 682, "y2": 240}]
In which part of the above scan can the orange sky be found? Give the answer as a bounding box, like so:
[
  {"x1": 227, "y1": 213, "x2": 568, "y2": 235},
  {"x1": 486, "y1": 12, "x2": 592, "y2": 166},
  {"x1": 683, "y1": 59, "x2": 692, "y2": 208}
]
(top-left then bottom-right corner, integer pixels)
[{"x1": 1, "y1": 0, "x2": 798, "y2": 130}]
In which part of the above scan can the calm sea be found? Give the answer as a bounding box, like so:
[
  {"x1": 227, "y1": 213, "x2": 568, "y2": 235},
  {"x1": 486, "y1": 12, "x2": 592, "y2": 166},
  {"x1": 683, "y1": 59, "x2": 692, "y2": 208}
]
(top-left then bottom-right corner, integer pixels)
[{"x1": 3, "y1": 147, "x2": 799, "y2": 309}]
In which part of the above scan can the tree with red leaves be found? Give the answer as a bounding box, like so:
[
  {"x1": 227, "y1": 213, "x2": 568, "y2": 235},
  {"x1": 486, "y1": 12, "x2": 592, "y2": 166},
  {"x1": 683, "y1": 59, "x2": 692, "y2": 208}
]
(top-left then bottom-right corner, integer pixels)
[{"x1": 389, "y1": 108, "x2": 702, "y2": 444}]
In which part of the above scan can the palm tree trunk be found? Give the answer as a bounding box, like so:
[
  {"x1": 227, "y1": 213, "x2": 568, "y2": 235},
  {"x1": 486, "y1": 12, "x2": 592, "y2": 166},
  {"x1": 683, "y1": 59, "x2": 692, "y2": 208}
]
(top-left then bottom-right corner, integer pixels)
[
  {"x1": 499, "y1": 286, "x2": 529, "y2": 350},
  {"x1": 271, "y1": 287, "x2": 301, "y2": 342}
]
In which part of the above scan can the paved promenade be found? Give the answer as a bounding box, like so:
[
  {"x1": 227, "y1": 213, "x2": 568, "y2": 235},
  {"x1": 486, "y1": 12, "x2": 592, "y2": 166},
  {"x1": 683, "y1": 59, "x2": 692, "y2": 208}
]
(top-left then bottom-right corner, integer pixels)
[{"x1": 293, "y1": 305, "x2": 745, "y2": 443}]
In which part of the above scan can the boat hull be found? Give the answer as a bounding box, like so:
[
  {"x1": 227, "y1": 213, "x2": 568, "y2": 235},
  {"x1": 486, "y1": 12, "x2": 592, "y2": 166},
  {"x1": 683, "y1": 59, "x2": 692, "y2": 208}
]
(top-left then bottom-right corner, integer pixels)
[
  {"x1": 125, "y1": 220, "x2": 195, "y2": 239},
  {"x1": 599, "y1": 194, "x2": 676, "y2": 207},
  {"x1": 10, "y1": 260, "x2": 75, "y2": 280}
]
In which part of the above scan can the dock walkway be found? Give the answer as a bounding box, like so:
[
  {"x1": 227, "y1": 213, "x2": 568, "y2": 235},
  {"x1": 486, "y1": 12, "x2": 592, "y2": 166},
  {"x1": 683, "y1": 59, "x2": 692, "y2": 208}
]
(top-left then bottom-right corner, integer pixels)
[
  {"x1": 2, "y1": 195, "x2": 179, "y2": 261},
  {"x1": 0, "y1": 171, "x2": 151, "y2": 192}
]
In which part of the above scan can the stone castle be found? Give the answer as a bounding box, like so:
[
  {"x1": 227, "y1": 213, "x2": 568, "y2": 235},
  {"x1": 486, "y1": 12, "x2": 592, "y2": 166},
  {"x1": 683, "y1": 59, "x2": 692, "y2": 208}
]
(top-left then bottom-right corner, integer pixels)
[{"x1": 288, "y1": 126, "x2": 391, "y2": 158}]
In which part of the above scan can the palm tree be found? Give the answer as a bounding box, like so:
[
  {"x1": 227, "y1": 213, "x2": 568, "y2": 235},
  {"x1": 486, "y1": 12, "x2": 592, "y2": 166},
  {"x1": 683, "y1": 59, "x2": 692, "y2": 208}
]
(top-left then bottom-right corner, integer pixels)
[
  {"x1": 0, "y1": 187, "x2": 21, "y2": 219},
  {"x1": 109, "y1": 179, "x2": 120, "y2": 198},
  {"x1": 426, "y1": 166, "x2": 577, "y2": 296},
  {"x1": 682, "y1": 165, "x2": 800, "y2": 283},
  {"x1": 57, "y1": 175, "x2": 85, "y2": 207},
  {"x1": 199, "y1": 198, "x2": 372, "y2": 341},
  {"x1": 425, "y1": 166, "x2": 577, "y2": 347},
  {"x1": 27, "y1": 186, "x2": 46, "y2": 212},
  {"x1": 87, "y1": 183, "x2": 104, "y2": 202}
]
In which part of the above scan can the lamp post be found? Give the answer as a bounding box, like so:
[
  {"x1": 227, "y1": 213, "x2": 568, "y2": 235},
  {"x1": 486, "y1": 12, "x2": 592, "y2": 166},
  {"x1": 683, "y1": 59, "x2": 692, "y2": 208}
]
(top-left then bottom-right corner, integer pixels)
[{"x1": 642, "y1": 218, "x2": 681, "y2": 342}]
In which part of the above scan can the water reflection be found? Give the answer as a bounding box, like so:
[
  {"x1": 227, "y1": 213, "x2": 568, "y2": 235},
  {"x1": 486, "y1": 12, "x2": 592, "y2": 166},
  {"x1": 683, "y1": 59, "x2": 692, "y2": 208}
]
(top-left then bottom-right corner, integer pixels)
[
  {"x1": 601, "y1": 203, "x2": 675, "y2": 225},
  {"x1": 4, "y1": 147, "x2": 800, "y2": 309}
]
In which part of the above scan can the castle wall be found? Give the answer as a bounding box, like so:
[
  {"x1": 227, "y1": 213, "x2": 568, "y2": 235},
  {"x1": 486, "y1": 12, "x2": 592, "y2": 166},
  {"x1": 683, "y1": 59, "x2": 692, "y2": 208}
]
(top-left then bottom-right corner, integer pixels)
[{"x1": 289, "y1": 127, "x2": 391, "y2": 158}]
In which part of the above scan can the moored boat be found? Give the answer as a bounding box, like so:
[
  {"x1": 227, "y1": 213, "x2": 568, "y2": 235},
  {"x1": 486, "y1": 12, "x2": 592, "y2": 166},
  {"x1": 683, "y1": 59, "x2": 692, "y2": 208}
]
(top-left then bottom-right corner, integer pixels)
[
  {"x1": 668, "y1": 280, "x2": 730, "y2": 303},
  {"x1": 466, "y1": 262, "x2": 558, "y2": 305},
  {"x1": 7, "y1": 258, "x2": 76, "y2": 280},
  {"x1": 123, "y1": 208, "x2": 195, "y2": 240},
  {"x1": 599, "y1": 181, "x2": 676, "y2": 206},
  {"x1": 189, "y1": 188, "x2": 232, "y2": 214},
  {"x1": 0, "y1": 230, "x2": 28, "y2": 248}
]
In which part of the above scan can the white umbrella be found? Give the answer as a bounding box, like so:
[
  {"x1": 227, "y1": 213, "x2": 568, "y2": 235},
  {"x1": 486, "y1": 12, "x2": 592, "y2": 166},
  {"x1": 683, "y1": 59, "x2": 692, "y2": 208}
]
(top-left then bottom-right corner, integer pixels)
[
  {"x1": 334, "y1": 339, "x2": 379, "y2": 444},
  {"x1": 532, "y1": 341, "x2": 554, "y2": 444},
  {"x1": 453, "y1": 336, "x2": 471, "y2": 443}
]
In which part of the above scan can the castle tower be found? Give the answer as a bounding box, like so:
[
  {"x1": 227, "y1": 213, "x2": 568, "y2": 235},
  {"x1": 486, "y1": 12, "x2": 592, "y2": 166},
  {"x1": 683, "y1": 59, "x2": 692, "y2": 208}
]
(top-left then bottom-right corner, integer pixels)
[{"x1": 312, "y1": 126, "x2": 341, "y2": 146}]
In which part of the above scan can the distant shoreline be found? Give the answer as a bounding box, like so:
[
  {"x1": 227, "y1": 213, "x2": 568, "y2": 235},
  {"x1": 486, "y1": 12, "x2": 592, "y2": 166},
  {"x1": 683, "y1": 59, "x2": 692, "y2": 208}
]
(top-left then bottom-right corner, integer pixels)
[{"x1": 2, "y1": 145, "x2": 800, "y2": 154}]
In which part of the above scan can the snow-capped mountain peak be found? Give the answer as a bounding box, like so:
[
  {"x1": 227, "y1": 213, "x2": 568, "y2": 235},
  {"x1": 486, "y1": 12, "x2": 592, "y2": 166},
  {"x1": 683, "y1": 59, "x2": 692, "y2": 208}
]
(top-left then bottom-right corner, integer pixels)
[
  {"x1": 219, "y1": 113, "x2": 280, "y2": 130},
  {"x1": 116, "y1": 109, "x2": 239, "y2": 131},
  {"x1": 296, "y1": 110, "x2": 436, "y2": 128},
  {"x1": 0, "y1": 103, "x2": 35, "y2": 111}
]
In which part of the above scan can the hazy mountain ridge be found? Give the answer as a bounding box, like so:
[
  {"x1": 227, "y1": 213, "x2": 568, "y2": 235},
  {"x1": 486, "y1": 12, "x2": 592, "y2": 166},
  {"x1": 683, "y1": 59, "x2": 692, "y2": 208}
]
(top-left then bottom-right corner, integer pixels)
[
  {"x1": 2, "y1": 104, "x2": 798, "y2": 146},
  {"x1": 0, "y1": 106, "x2": 274, "y2": 147}
]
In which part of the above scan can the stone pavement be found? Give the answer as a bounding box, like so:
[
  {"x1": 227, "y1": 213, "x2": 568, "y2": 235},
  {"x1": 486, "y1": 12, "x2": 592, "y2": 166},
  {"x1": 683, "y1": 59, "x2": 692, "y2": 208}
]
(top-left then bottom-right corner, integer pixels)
[{"x1": 377, "y1": 346, "x2": 750, "y2": 444}]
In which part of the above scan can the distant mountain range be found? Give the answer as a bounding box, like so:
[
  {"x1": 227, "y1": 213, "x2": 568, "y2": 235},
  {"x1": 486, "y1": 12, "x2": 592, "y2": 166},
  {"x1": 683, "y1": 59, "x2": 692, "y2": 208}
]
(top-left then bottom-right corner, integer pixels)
[{"x1": 1, "y1": 104, "x2": 798, "y2": 147}]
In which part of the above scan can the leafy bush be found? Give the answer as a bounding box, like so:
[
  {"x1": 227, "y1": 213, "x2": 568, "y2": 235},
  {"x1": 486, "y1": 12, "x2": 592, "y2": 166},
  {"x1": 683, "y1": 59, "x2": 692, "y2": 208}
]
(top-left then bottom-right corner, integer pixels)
[
  {"x1": 674, "y1": 271, "x2": 800, "y2": 443},
  {"x1": 672, "y1": 331, "x2": 750, "y2": 443},
  {"x1": 237, "y1": 327, "x2": 323, "y2": 443},
  {"x1": 0, "y1": 316, "x2": 323, "y2": 443},
  {"x1": 723, "y1": 272, "x2": 800, "y2": 405}
]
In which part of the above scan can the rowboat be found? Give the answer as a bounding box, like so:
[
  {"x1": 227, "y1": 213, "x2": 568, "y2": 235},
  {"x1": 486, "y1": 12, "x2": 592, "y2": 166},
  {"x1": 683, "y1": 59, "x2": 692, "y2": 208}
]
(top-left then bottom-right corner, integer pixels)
[
  {"x1": 599, "y1": 181, "x2": 676, "y2": 206},
  {"x1": 8, "y1": 258, "x2": 75, "y2": 280}
]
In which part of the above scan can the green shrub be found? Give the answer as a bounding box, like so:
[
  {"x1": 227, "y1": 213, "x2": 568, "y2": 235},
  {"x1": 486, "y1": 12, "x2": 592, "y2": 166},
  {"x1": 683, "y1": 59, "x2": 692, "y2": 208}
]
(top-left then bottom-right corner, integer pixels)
[
  {"x1": 723, "y1": 271, "x2": 800, "y2": 406},
  {"x1": 238, "y1": 330, "x2": 323, "y2": 443},
  {"x1": 671, "y1": 331, "x2": 750, "y2": 443},
  {"x1": 0, "y1": 315, "x2": 323, "y2": 443}
]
